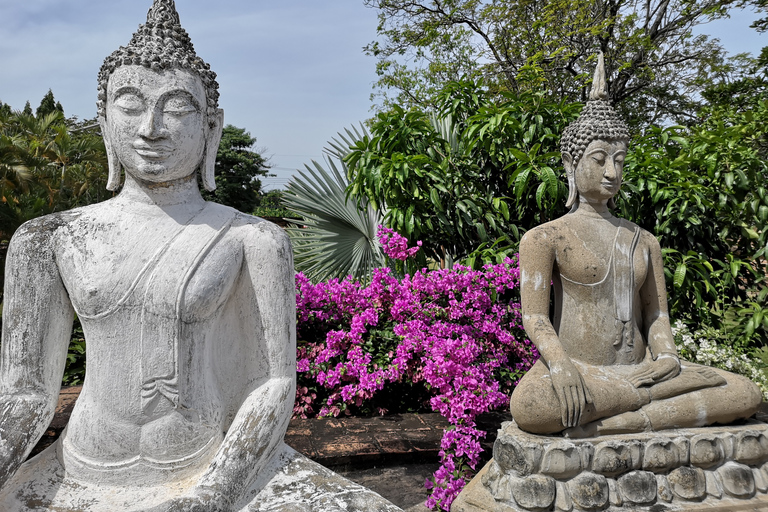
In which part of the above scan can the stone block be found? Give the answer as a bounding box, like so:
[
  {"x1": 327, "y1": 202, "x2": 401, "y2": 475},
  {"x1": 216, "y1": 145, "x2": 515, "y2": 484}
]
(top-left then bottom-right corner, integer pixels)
[
  {"x1": 718, "y1": 461, "x2": 756, "y2": 498},
  {"x1": 540, "y1": 441, "x2": 581, "y2": 479},
  {"x1": 567, "y1": 472, "x2": 608, "y2": 510},
  {"x1": 668, "y1": 466, "x2": 707, "y2": 500},
  {"x1": 510, "y1": 474, "x2": 556, "y2": 511},
  {"x1": 690, "y1": 434, "x2": 725, "y2": 469},
  {"x1": 617, "y1": 470, "x2": 656, "y2": 505},
  {"x1": 643, "y1": 438, "x2": 681, "y2": 473},
  {"x1": 591, "y1": 441, "x2": 639, "y2": 477},
  {"x1": 705, "y1": 470, "x2": 723, "y2": 498},
  {"x1": 734, "y1": 430, "x2": 768, "y2": 466},
  {"x1": 494, "y1": 436, "x2": 541, "y2": 477},
  {"x1": 656, "y1": 474, "x2": 674, "y2": 502},
  {"x1": 606, "y1": 477, "x2": 622, "y2": 506},
  {"x1": 754, "y1": 466, "x2": 768, "y2": 493},
  {"x1": 554, "y1": 481, "x2": 572, "y2": 512}
]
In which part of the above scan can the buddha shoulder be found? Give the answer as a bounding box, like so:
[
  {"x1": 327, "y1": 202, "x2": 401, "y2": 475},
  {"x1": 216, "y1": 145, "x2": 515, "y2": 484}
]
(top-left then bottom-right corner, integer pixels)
[
  {"x1": 231, "y1": 210, "x2": 293, "y2": 261},
  {"x1": 519, "y1": 217, "x2": 571, "y2": 253},
  {"x1": 8, "y1": 208, "x2": 87, "y2": 253}
]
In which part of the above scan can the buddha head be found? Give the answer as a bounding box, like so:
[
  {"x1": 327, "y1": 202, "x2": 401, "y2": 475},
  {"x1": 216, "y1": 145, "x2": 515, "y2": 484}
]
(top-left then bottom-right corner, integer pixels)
[
  {"x1": 97, "y1": 0, "x2": 223, "y2": 192},
  {"x1": 560, "y1": 53, "x2": 630, "y2": 210}
]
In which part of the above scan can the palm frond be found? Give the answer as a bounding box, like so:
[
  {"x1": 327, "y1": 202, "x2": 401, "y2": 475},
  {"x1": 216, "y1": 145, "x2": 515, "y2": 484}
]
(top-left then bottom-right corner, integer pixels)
[{"x1": 284, "y1": 127, "x2": 384, "y2": 283}]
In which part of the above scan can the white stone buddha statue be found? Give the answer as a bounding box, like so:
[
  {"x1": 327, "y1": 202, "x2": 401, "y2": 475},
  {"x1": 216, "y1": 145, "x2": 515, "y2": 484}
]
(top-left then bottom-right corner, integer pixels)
[{"x1": 0, "y1": 2, "x2": 401, "y2": 510}]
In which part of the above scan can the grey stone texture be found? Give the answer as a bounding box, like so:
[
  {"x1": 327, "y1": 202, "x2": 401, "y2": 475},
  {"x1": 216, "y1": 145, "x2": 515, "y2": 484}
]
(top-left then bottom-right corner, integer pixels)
[
  {"x1": 452, "y1": 420, "x2": 768, "y2": 511},
  {"x1": 0, "y1": 0, "x2": 405, "y2": 509}
]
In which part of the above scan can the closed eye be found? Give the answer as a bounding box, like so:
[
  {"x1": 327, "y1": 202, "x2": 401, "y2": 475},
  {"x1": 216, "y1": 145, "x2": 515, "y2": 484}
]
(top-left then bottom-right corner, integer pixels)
[
  {"x1": 162, "y1": 94, "x2": 200, "y2": 115},
  {"x1": 113, "y1": 94, "x2": 145, "y2": 115}
]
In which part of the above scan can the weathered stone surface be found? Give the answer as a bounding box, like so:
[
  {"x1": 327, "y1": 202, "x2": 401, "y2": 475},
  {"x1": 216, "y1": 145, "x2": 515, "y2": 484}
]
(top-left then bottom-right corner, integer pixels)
[
  {"x1": 691, "y1": 434, "x2": 726, "y2": 469},
  {"x1": 606, "y1": 477, "x2": 622, "y2": 506},
  {"x1": 462, "y1": 421, "x2": 768, "y2": 511},
  {"x1": 592, "y1": 441, "x2": 638, "y2": 476},
  {"x1": 754, "y1": 466, "x2": 768, "y2": 492},
  {"x1": 0, "y1": 1, "x2": 403, "y2": 510},
  {"x1": 734, "y1": 430, "x2": 768, "y2": 465},
  {"x1": 554, "y1": 481, "x2": 573, "y2": 512},
  {"x1": 705, "y1": 469, "x2": 724, "y2": 498},
  {"x1": 511, "y1": 475, "x2": 556, "y2": 510},
  {"x1": 668, "y1": 466, "x2": 707, "y2": 500},
  {"x1": 567, "y1": 472, "x2": 608, "y2": 510},
  {"x1": 643, "y1": 438, "x2": 681, "y2": 472},
  {"x1": 718, "y1": 461, "x2": 756, "y2": 498},
  {"x1": 540, "y1": 441, "x2": 581, "y2": 478},
  {"x1": 494, "y1": 435, "x2": 542, "y2": 477},
  {"x1": 617, "y1": 470, "x2": 656, "y2": 504},
  {"x1": 656, "y1": 474, "x2": 674, "y2": 502}
]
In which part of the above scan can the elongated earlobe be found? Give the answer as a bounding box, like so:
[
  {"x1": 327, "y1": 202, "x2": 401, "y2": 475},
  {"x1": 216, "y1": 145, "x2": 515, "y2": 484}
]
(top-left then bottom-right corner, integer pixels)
[
  {"x1": 100, "y1": 116, "x2": 122, "y2": 191},
  {"x1": 202, "y1": 109, "x2": 224, "y2": 192},
  {"x1": 563, "y1": 152, "x2": 578, "y2": 210}
]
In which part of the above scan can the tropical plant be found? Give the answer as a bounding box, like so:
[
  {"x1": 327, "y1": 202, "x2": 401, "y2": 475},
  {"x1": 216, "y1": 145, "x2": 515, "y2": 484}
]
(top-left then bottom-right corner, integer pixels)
[
  {"x1": 284, "y1": 125, "x2": 386, "y2": 282},
  {"x1": 616, "y1": 97, "x2": 768, "y2": 347},
  {"x1": 345, "y1": 79, "x2": 580, "y2": 266},
  {"x1": 364, "y1": 0, "x2": 747, "y2": 127},
  {"x1": 294, "y1": 228, "x2": 536, "y2": 510},
  {"x1": 201, "y1": 125, "x2": 271, "y2": 212}
]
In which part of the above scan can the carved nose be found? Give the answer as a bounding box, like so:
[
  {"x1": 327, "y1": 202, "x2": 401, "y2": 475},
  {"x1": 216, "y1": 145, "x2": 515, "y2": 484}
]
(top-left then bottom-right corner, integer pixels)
[
  {"x1": 138, "y1": 109, "x2": 167, "y2": 140},
  {"x1": 603, "y1": 160, "x2": 617, "y2": 180}
]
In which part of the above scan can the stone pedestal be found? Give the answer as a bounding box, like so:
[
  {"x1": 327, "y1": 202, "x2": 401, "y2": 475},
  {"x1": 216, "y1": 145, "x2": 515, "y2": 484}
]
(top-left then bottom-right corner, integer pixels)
[{"x1": 453, "y1": 420, "x2": 768, "y2": 511}]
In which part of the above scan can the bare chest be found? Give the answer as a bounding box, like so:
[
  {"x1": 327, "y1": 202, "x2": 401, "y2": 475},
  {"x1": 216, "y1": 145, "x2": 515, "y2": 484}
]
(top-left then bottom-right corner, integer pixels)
[{"x1": 56, "y1": 215, "x2": 243, "y2": 320}]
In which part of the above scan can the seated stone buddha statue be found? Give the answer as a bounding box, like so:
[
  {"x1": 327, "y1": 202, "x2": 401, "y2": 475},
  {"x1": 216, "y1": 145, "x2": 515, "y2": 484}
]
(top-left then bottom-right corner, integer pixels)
[
  {"x1": 509, "y1": 55, "x2": 762, "y2": 438},
  {"x1": 0, "y1": 2, "x2": 400, "y2": 511}
]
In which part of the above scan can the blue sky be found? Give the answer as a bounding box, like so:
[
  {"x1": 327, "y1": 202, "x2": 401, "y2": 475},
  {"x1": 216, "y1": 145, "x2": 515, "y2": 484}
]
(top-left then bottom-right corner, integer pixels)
[{"x1": 0, "y1": 1, "x2": 765, "y2": 190}]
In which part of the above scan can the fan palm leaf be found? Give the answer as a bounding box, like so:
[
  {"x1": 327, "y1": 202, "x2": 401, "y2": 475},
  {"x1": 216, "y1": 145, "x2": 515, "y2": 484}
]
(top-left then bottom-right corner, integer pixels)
[{"x1": 284, "y1": 126, "x2": 385, "y2": 283}]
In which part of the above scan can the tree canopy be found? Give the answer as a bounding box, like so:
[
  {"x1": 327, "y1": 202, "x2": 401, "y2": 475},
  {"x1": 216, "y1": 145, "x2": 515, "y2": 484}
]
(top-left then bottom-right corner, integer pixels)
[
  {"x1": 364, "y1": 0, "x2": 750, "y2": 126},
  {"x1": 202, "y1": 125, "x2": 271, "y2": 213}
]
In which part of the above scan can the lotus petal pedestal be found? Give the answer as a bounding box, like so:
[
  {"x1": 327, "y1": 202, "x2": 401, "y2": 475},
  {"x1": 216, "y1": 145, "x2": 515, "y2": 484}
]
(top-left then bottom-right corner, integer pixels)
[{"x1": 453, "y1": 420, "x2": 768, "y2": 511}]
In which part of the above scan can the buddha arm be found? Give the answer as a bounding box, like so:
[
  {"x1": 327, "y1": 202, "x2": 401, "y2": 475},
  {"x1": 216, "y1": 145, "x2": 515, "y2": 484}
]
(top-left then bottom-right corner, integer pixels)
[
  {"x1": 0, "y1": 221, "x2": 73, "y2": 489},
  {"x1": 640, "y1": 233, "x2": 678, "y2": 359},
  {"x1": 630, "y1": 233, "x2": 680, "y2": 387},
  {"x1": 520, "y1": 228, "x2": 591, "y2": 428},
  {"x1": 520, "y1": 229, "x2": 566, "y2": 364},
  {"x1": 194, "y1": 222, "x2": 296, "y2": 507}
]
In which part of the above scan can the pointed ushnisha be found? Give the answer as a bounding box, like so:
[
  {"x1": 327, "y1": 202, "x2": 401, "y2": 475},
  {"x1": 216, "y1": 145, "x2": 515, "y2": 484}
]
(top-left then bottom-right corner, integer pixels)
[
  {"x1": 589, "y1": 52, "x2": 609, "y2": 101},
  {"x1": 560, "y1": 52, "x2": 629, "y2": 168},
  {"x1": 97, "y1": 0, "x2": 219, "y2": 121}
]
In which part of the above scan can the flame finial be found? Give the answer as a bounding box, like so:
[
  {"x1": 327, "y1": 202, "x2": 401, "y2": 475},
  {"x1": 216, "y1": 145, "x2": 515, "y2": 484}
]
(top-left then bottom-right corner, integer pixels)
[
  {"x1": 589, "y1": 52, "x2": 608, "y2": 101},
  {"x1": 146, "y1": 0, "x2": 181, "y2": 26}
]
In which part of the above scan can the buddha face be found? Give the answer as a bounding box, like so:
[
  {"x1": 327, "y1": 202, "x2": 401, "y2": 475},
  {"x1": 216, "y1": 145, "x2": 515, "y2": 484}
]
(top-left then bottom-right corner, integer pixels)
[
  {"x1": 103, "y1": 65, "x2": 210, "y2": 184},
  {"x1": 573, "y1": 139, "x2": 626, "y2": 205}
]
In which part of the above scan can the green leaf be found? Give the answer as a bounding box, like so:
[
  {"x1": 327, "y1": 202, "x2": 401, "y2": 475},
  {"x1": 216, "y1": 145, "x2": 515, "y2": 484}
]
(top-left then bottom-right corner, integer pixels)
[{"x1": 673, "y1": 263, "x2": 687, "y2": 289}]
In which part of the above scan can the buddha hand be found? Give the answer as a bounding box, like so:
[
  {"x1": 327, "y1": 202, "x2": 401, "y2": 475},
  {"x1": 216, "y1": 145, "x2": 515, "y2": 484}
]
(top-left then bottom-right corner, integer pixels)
[
  {"x1": 142, "y1": 487, "x2": 232, "y2": 512},
  {"x1": 627, "y1": 353, "x2": 680, "y2": 388},
  {"x1": 549, "y1": 357, "x2": 593, "y2": 429}
]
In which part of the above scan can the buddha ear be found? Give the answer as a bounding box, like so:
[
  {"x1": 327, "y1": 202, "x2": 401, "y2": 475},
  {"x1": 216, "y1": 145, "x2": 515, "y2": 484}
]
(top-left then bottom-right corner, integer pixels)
[
  {"x1": 563, "y1": 152, "x2": 578, "y2": 209},
  {"x1": 201, "y1": 108, "x2": 224, "y2": 192},
  {"x1": 100, "y1": 116, "x2": 122, "y2": 192}
]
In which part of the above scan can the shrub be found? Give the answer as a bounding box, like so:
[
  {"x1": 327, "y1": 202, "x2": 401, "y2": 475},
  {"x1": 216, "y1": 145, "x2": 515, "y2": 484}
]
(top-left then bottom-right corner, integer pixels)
[{"x1": 294, "y1": 227, "x2": 538, "y2": 510}]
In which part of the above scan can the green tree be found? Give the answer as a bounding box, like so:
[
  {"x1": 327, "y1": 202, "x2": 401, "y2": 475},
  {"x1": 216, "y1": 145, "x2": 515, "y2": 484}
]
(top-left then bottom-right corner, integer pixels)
[
  {"x1": 347, "y1": 77, "x2": 768, "y2": 345},
  {"x1": 21, "y1": 102, "x2": 32, "y2": 117},
  {"x1": 202, "y1": 125, "x2": 270, "y2": 213},
  {"x1": 364, "y1": 0, "x2": 743, "y2": 126},
  {"x1": 285, "y1": 126, "x2": 386, "y2": 283},
  {"x1": 36, "y1": 89, "x2": 64, "y2": 118},
  {"x1": 0, "y1": 109, "x2": 109, "y2": 240},
  {"x1": 346, "y1": 79, "x2": 579, "y2": 265}
]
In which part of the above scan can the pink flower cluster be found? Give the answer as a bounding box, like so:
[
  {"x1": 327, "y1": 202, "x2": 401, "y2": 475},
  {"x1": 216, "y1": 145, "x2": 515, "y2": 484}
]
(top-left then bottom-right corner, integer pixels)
[
  {"x1": 294, "y1": 233, "x2": 538, "y2": 510},
  {"x1": 378, "y1": 225, "x2": 422, "y2": 261}
]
